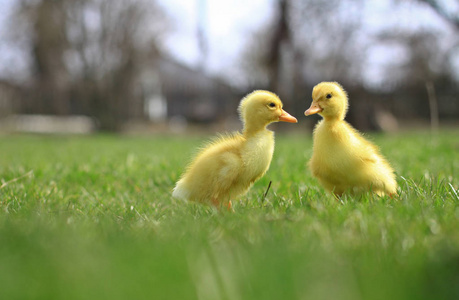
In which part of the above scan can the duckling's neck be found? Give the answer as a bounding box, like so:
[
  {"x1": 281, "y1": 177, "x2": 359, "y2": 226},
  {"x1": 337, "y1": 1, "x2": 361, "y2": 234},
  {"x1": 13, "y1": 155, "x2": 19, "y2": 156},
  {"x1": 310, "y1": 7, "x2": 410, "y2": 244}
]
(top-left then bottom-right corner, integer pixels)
[
  {"x1": 322, "y1": 115, "x2": 344, "y2": 123},
  {"x1": 242, "y1": 121, "x2": 269, "y2": 138}
]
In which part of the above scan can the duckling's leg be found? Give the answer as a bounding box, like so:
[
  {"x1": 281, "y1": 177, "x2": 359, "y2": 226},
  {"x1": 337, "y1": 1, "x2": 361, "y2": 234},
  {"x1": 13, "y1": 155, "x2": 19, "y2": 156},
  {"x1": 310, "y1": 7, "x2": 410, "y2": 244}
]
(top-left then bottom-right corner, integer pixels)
[
  {"x1": 211, "y1": 197, "x2": 220, "y2": 207},
  {"x1": 375, "y1": 190, "x2": 385, "y2": 197},
  {"x1": 210, "y1": 197, "x2": 233, "y2": 212}
]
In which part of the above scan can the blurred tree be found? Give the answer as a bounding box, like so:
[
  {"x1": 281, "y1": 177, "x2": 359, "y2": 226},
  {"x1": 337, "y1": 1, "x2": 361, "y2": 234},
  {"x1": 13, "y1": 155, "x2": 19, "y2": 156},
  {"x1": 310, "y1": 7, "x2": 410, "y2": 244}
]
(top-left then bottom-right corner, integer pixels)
[
  {"x1": 242, "y1": 0, "x2": 364, "y2": 87},
  {"x1": 239, "y1": 0, "x2": 293, "y2": 92},
  {"x1": 266, "y1": 0, "x2": 291, "y2": 93},
  {"x1": 20, "y1": 0, "x2": 70, "y2": 115},
  {"x1": 418, "y1": 0, "x2": 459, "y2": 29},
  {"x1": 240, "y1": 0, "x2": 459, "y2": 130},
  {"x1": 9, "y1": 0, "x2": 167, "y2": 131},
  {"x1": 377, "y1": 30, "x2": 459, "y2": 121}
]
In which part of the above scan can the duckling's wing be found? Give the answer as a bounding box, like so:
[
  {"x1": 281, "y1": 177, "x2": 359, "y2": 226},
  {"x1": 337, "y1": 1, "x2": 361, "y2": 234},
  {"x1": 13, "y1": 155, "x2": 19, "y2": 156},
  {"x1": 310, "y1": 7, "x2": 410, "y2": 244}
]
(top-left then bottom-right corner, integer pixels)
[
  {"x1": 359, "y1": 144, "x2": 379, "y2": 164},
  {"x1": 347, "y1": 125, "x2": 379, "y2": 163},
  {"x1": 213, "y1": 151, "x2": 243, "y2": 193},
  {"x1": 173, "y1": 149, "x2": 242, "y2": 202}
]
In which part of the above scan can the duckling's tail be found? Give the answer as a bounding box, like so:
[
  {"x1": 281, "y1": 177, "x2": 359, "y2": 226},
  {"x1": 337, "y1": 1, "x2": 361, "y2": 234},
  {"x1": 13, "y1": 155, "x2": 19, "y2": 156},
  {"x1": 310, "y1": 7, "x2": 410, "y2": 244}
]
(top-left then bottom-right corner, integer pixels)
[{"x1": 172, "y1": 180, "x2": 190, "y2": 201}]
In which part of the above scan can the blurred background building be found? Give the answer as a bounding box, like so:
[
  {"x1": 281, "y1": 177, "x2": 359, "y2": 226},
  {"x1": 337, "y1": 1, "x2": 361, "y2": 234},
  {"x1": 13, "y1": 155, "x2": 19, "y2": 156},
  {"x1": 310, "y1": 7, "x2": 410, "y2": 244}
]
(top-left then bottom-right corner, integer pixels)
[{"x1": 0, "y1": 0, "x2": 457, "y2": 133}]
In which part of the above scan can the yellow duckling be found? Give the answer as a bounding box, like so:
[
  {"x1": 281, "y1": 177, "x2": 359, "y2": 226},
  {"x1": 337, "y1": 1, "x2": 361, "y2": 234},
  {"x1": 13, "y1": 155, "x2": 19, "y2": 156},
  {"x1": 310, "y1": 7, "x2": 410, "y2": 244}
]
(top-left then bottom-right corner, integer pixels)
[
  {"x1": 304, "y1": 82, "x2": 397, "y2": 196},
  {"x1": 173, "y1": 90, "x2": 297, "y2": 208}
]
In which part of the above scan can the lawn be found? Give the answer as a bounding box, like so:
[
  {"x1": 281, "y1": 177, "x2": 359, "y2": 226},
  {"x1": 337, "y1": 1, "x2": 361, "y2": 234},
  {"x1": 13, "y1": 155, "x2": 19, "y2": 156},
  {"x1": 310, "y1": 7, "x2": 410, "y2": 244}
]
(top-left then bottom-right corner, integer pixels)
[{"x1": 0, "y1": 130, "x2": 458, "y2": 300}]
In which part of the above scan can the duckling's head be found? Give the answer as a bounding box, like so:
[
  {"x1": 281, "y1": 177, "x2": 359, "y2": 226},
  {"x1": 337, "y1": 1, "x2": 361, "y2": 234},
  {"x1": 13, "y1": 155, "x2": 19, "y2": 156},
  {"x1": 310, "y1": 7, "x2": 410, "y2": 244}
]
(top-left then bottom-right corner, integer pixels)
[
  {"x1": 238, "y1": 90, "x2": 297, "y2": 132},
  {"x1": 305, "y1": 82, "x2": 348, "y2": 120}
]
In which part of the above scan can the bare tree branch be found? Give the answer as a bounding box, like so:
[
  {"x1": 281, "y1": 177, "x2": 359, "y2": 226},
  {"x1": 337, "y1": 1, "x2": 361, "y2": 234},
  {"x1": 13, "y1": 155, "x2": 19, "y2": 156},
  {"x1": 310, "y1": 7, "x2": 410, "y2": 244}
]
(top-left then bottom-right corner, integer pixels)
[{"x1": 418, "y1": 0, "x2": 459, "y2": 29}]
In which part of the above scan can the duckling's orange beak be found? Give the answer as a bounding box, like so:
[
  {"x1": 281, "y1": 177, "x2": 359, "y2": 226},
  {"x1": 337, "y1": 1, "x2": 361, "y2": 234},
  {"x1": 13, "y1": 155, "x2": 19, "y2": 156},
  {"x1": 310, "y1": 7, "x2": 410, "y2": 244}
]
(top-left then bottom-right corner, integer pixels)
[
  {"x1": 279, "y1": 110, "x2": 298, "y2": 123},
  {"x1": 304, "y1": 102, "x2": 322, "y2": 116}
]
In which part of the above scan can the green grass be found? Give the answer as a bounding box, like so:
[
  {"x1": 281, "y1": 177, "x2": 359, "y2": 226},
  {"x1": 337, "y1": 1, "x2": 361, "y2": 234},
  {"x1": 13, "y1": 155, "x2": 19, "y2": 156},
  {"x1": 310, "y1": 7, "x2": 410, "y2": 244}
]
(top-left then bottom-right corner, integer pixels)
[{"x1": 0, "y1": 130, "x2": 458, "y2": 300}]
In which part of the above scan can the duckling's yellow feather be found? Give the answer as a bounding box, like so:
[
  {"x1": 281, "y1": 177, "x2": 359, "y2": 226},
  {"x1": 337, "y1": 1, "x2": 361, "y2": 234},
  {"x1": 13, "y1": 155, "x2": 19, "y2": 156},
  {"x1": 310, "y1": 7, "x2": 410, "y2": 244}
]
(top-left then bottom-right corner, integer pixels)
[
  {"x1": 305, "y1": 82, "x2": 397, "y2": 196},
  {"x1": 173, "y1": 90, "x2": 297, "y2": 206}
]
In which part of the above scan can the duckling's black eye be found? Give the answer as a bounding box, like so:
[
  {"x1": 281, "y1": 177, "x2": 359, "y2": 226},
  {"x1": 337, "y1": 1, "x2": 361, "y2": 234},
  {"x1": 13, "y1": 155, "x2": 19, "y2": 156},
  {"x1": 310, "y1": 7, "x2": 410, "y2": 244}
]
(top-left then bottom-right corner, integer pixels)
[
  {"x1": 326, "y1": 94, "x2": 332, "y2": 99},
  {"x1": 269, "y1": 102, "x2": 276, "y2": 107}
]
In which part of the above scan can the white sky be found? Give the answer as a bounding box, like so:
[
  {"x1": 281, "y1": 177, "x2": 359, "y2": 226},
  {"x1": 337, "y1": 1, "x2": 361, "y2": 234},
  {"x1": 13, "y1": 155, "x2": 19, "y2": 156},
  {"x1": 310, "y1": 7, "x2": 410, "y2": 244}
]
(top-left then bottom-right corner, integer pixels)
[{"x1": 157, "y1": 0, "x2": 273, "y2": 74}]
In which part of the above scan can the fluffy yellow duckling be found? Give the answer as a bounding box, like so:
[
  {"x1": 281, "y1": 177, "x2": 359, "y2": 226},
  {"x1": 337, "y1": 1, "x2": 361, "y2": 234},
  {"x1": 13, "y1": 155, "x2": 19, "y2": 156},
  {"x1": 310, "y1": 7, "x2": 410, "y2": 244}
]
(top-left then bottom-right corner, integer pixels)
[
  {"x1": 173, "y1": 90, "x2": 297, "y2": 208},
  {"x1": 304, "y1": 82, "x2": 397, "y2": 196}
]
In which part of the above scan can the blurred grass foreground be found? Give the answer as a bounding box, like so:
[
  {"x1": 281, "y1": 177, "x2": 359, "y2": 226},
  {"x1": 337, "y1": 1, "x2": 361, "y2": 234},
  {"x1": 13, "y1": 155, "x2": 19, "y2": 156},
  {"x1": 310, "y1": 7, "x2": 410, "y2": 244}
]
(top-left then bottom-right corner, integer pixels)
[{"x1": 0, "y1": 131, "x2": 458, "y2": 300}]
